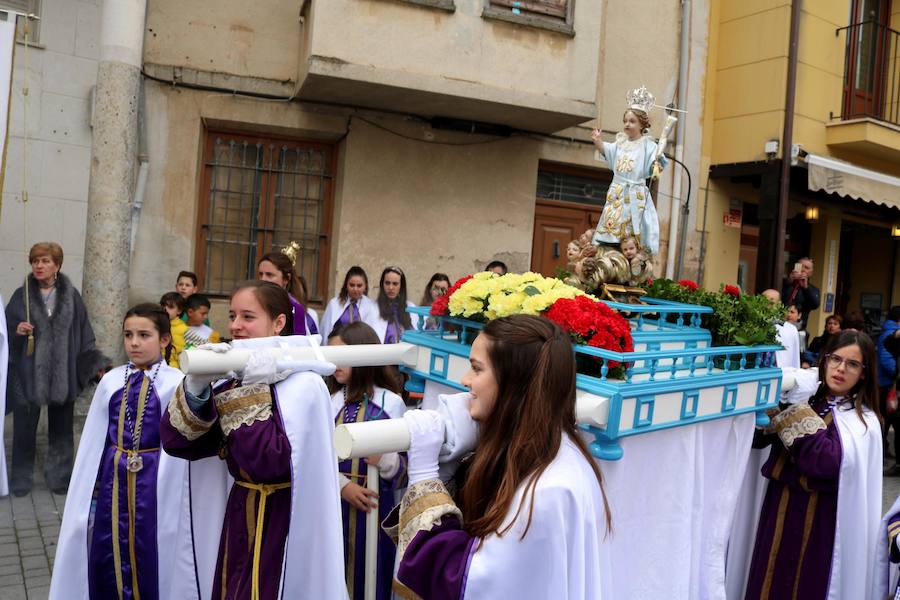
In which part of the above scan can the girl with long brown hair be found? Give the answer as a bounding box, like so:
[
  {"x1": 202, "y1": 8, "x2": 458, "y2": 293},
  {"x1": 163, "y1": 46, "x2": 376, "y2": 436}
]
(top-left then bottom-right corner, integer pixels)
[
  {"x1": 387, "y1": 315, "x2": 611, "y2": 599},
  {"x1": 256, "y1": 251, "x2": 319, "y2": 335}
]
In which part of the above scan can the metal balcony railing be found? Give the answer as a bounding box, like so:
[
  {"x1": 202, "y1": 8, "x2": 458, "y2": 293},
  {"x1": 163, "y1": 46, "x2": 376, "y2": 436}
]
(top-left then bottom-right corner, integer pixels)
[{"x1": 837, "y1": 20, "x2": 900, "y2": 126}]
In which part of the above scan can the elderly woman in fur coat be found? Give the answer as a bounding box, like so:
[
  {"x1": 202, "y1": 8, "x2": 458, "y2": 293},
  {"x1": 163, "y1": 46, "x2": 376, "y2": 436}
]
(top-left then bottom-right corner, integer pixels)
[{"x1": 5, "y1": 242, "x2": 109, "y2": 496}]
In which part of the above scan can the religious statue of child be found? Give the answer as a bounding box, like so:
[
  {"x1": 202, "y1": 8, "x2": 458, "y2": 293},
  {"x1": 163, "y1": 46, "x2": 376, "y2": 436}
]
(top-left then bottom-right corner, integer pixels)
[
  {"x1": 583, "y1": 85, "x2": 677, "y2": 287},
  {"x1": 564, "y1": 229, "x2": 629, "y2": 293}
]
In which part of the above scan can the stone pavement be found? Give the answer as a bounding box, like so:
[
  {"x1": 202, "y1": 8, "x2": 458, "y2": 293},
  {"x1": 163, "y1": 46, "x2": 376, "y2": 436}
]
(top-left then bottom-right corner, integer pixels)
[{"x1": 2, "y1": 399, "x2": 900, "y2": 600}]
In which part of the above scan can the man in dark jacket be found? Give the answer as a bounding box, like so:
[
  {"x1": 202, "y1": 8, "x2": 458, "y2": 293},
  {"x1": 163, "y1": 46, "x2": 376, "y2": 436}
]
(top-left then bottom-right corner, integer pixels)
[{"x1": 781, "y1": 257, "x2": 820, "y2": 331}]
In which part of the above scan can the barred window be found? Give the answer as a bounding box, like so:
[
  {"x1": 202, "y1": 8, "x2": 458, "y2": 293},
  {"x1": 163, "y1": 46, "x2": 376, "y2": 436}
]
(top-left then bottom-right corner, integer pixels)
[
  {"x1": 196, "y1": 132, "x2": 335, "y2": 303},
  {"x1": 490, "y1": 0, "x2": 569, "y2": 21},
  {"x1": 0, "y1": 0, "x2": 41, "y2": 45}
]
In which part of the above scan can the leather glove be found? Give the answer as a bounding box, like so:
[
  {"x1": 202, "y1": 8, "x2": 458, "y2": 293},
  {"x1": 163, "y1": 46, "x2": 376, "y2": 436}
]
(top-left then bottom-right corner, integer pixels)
[
  {"x1": 404, "y1": 409, "x2": 445, "y2": 485},
  {"x1": 241, "y1": 349, "x2": 336, "y2": 385}
]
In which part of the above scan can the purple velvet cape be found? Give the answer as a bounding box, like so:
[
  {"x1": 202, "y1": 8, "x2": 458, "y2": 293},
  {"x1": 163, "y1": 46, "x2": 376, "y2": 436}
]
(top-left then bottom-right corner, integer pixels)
[
  {"x1": 88, "y1": 368, "x2": 164, "y2": 600},
  {"x1": 336, "y1": 397, "x2": 407, "y2": 600},
  {"x1": 160, "y1": 381, "x2": 292, "y2": 600},
  {"x1": 745, "y1": 396, "x2": 842, "y2": 600}
]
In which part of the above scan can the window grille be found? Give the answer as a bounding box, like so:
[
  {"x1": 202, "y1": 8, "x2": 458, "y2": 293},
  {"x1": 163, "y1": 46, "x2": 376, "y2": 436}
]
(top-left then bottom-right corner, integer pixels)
[
  {"x1": 0, "y1": 0, "x2": 41, "y2": 45},
  {"x1": 197, "y1": 133, "x2": 334, "y2": 303},
  {"x1": 536, "y1": 167, "x2": 611, "y2": 206},
  {"x1": 490, "y1": 0, "x2": 568, "y2": 20}
]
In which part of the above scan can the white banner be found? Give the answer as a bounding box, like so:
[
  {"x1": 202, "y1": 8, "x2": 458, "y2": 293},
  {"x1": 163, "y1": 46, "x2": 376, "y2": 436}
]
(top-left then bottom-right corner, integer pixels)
[{"x1": 0, "y1": 20, "x2": 17, "y2": 219}]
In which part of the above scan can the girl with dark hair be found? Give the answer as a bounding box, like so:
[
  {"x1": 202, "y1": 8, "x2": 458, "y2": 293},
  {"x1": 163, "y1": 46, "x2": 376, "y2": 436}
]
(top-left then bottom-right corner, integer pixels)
[
  {"x1": 256, "y1": 251, "x2": 318, "y2": 335},
  {"x1": 160, "y1": 280, "x2": 344, "y2": 599},
  {"x1": 51, "y1": 303, "x2": 186, "y2": 599},
  {"x1": 419, "y1": 273, "x2": 450, "y2": 331},
  {"x1": 388, "y1": 315, "x2": 612, "y2": 599},
  {"x1": 327, "y1": 322, "x2": 406, "y2": 600},
  {"x1": 373, "y1": 266, "x2": 418, "y2": 343},
  {"x1": 320, "y1": 266, "x2": 378, "y2": 343},
  {"x1": 745, "y1": 330, "x2": 882, "y2": 599}
]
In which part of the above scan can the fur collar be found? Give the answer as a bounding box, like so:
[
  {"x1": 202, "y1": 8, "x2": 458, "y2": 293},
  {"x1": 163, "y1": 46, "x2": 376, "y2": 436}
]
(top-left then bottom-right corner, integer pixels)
[{"x1": 28, "y1": 272, "x2": 77, "y2": 405}]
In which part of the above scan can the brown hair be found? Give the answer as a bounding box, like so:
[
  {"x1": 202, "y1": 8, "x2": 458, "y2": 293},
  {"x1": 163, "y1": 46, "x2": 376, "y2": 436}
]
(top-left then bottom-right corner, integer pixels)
[
  {"x1": 29, "y1": 242, "x2": 64, "y2": 268},
  {"x1": 460, "y1": 315, "x2": 611, "y2": 539},
  {"x1": 176, "y1": 270, "x2": 198, "y2": 286},
  {"x1": 230, "y1": 280, "x2": 293, "y2": 335},
  {"x1": 258, "y1": 252, "x2": 304, "y2": 301},
  {"x1": 325, "y1": 322, "x2": 401, "y2": 400},
  {"x1": 623, "y1": 109, "x2": 650, "y2": 132},
  {"x1": 124, "y1": 303, "x2": 173, "y2": 363},
  {"x1": 159, "y1": 291, "x2": 185, "y2": 313},
  {"x1": 816, "y1": 329, "x2": 880, "y2": 426},
  {"x1": 377, "y1": 266, "x2": 412, "y2": 330},
  {"x1": 420, "y1": 272, "x2": 451, "y2": 306},
  {"x1": 338, "y1": 266, "x2": 369, "y2": 303}
]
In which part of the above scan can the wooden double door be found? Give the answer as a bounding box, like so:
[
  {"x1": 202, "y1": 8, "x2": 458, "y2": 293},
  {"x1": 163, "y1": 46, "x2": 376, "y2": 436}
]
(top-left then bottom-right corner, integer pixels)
[{"x1": 531, "y1": 199, "x2": 602, "y2": 277}]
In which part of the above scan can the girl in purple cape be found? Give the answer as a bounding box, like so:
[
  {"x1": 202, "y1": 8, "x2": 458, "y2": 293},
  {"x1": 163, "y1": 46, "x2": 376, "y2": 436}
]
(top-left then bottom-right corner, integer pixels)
[
  {"x1": 256, "y1": 251, "x2": 318, "y2": 335},
  {"x1": 745, "y1": 330, "x2": 882, "y2": 599},
  {"x1": 328, "y1": 322, "x2": 407, "y2": 600},
  {"x1": 387, "y1": 315, "x2": 612, "y2": 599},
  {"x1": 51, "y1": 304, "x2": 185, "y2": 599}
]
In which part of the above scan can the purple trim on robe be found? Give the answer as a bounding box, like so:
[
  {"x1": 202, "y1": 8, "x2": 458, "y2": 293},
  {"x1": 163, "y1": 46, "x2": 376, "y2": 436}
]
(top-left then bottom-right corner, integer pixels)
[
  {"x1": 160, "y1": 383, "x2": 292, "y2": 600},
  {"x1": 396, "y1": 516, "x2": 473, "y2": 600},
  {"x1": 460, "y1": 536, "x2": 477, "y2": 600},
  {"x1": 288, "y1": 294, "x2": 308, "y2": 335},
  {"x1": 745, "y1": 397, "x2": 842, "y2": 600},
  {"x1": 88, "y1": 369, "x2": 163, "y2": 600},
  {"x1": 338, "y1": 397, "x2": 407, "y2": 600},
  {"x1": 337, "y1": 301, "x2": 362, "y2": 330}
]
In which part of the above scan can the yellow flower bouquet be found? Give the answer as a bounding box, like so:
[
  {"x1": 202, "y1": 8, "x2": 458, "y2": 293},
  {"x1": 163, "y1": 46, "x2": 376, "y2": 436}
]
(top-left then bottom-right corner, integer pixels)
[{"x1": 444, "y1": 271, "x2": 588, "y2": 322}]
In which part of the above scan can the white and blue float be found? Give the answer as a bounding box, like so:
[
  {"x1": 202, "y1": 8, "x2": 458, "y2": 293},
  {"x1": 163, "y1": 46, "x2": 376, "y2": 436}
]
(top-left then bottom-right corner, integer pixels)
[{"x1": 398, "y1": 300, "x2": 783, "y2": 461}]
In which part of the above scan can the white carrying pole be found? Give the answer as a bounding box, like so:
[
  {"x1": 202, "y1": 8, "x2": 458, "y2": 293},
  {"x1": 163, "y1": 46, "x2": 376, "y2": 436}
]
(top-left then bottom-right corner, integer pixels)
[
  {"x1": 334, "y1": 372, "x2": 799, "y2": 460},
  {"x1": 364, "y1": 465, "x2": 379, "y2": 600},
  {"x1": 335, "y1": 390, "x2": 611, "y2": 460},
  {"x1": 180, "y1": 342, "x2": 419, "y2": 376}
]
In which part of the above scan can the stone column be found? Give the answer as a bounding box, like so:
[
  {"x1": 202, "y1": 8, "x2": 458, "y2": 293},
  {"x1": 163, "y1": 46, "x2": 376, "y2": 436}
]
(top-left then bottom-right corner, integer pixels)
[{"x1": 82, "y1": 0, "x2": 147, "y2": 362}]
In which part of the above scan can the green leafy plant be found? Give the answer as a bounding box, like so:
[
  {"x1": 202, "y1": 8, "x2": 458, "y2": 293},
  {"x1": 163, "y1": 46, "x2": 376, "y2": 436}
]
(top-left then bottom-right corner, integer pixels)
[{"x1": 646, "y1": 279, "x2": 782, "y2": 347}]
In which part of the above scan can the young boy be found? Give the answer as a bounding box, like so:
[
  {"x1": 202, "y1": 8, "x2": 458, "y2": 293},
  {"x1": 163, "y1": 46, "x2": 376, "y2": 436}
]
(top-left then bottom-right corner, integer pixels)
[
  {"x1": 183, "y1": 294, "x2": 221, "y2": 348},
  {"x1": 160, "y1": 292, "x2": 188, "y2": 370},
  {"x1": 175, "y1": 271, "x2": 198, "y2": 299}
]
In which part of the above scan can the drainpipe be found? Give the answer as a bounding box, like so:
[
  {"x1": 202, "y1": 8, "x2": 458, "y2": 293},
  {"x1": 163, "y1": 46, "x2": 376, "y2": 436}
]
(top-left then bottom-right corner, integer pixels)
[
  {"x1": 82, "y1": 0, "x2": 148, "y2": 363},
  {"x1": 665, "y1": 0, "x2": 691, "y2": 279},
  {"x1": 774, "y1": 0, "x2": 802, "y2": 287},
  {"x1": 130, "y1": 81, "x2": 149, "y2": 254}
]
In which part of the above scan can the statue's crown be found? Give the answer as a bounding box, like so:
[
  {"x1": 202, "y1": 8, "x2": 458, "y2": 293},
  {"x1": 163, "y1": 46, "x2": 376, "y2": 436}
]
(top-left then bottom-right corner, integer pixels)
[
  {"x1": 626, "y1": 86, "x2": 655, "y2": 114},
  {"x1": 281, "y1": 241, "x2": 301, "y2": 266}
]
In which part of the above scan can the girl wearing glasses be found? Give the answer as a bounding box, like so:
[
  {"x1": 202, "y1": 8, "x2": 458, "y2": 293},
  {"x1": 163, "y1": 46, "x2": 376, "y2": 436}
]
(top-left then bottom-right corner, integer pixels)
[
  {"x1": 420, "y1": 273, "x2": 450, "y2": 331},
  {"x1": 744, "y1": 330, "x2": 882, "y2": 599}
]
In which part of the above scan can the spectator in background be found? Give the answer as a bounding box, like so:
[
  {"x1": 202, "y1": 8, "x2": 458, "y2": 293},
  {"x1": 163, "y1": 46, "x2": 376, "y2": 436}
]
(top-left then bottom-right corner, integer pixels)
[
  {"x1": 762, "y1": 289, "x2": 800, "y2": 369},
  {"x1": 802, "y1": 314, "x2": 842, "y2": 368},
  {"x1": 781, "y1": 258, "x2": 820, "y2": 330},
  {"x1": 160, "y1": 292, "x2": 188, "y2": 370},
  {"x1": 485, "y1": 260, "x2": 508, "y2": 275},
  {"x1": 6, "y1": 242, "x2": 110, "y2": 495},
  {"x1": 175, "y1": 270, "x2": 198, "y2": 299},
  {"x1": 843, "y1": 310, "x2": 866, "y2": 332},
  {"x1": 183, "y1": 294, "x2": 221, "y2": 347},
  {"x1": 420, "y1": 273, "x2": 451, "y2": 331},
  {"x1": 879, "y1": 306, "x2": 900, "y2": 475}
]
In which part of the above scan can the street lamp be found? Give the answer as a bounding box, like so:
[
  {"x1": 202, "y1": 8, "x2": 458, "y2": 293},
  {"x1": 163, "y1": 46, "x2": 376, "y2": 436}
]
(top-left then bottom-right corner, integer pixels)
[
  {"x1": 804, "y1": 205, "x2": 819, "y2": 222},
  {"x1": 892, "y1": 224, "x2": 900, "y2": 239}
]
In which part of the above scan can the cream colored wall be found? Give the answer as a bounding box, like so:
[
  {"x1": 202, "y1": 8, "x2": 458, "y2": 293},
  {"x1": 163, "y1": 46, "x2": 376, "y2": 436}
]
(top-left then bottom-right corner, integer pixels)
[
  {"x1": 806, "y1": 208, "x2": 841, "y2": 335},
  {"x1": 143, "y1": 1, "x2": 301, "y2": 83},
  {"x1": 306, "y1": 0, "x2": 600, "y2": 107},
  {"x1": 697, "y1": 179, "x2": 742, "y2": 290}
]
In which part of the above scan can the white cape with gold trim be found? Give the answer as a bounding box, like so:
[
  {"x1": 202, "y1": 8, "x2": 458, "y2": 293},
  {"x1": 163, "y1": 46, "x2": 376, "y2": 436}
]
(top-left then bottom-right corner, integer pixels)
[
  {"x1": 49, "y1": 363, "x2": 187, "y2": 599},
  {"x1": 167, "y1": 336, "x2": 348, "y2": 599}
]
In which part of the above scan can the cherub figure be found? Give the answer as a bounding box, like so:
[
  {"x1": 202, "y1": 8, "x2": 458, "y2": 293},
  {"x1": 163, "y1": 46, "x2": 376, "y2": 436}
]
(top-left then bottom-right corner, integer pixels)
[{"x1": 619, "y1": 235, "x2": 652, "y2": 286}]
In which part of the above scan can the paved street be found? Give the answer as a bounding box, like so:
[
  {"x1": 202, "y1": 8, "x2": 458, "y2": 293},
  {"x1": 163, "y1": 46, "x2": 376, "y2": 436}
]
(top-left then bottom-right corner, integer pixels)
[{"x1": 1, "y1": 398, "x2": 900, "y2": 600}]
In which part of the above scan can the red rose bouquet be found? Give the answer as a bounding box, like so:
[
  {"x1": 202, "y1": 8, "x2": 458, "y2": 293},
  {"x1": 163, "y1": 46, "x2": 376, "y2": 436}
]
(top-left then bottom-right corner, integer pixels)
[{"x1": 544, "y1": 295, "x2": 633, "y2": 369}]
